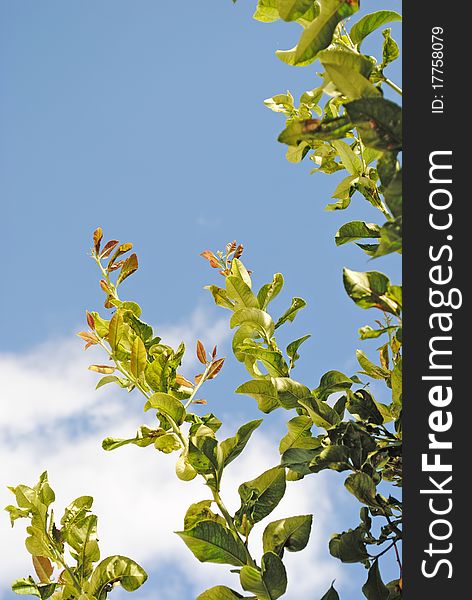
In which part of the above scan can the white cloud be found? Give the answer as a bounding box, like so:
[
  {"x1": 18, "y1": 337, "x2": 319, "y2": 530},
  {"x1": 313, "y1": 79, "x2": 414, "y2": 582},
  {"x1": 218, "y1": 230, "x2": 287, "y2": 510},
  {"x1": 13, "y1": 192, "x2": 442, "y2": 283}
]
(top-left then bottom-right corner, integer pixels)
[{"x1": 0, "y1": 308, "x2": 343, "y2": 599}]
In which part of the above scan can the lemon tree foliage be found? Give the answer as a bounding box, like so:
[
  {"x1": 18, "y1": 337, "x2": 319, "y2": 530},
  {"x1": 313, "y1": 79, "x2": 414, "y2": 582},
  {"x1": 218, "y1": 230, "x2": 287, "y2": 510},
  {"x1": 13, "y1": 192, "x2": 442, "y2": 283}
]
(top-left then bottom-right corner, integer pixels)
[
  {"x1": 5, "y1": 2, "x2": 402, "y2": 598},
  {"x1": 5, "y1": 473, "x2": 147, "y2": 599},
  {"x1": 233, "y1": 1, "x2": 403, "y2": 597}
]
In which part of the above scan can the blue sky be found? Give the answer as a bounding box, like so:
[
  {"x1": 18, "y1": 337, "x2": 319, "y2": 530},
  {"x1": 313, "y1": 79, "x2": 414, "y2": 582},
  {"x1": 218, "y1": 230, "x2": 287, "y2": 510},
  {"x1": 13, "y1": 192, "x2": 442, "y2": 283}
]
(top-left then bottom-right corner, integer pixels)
[{"x1": 0, "y1": 1, "x2": 402, "y2": 598}]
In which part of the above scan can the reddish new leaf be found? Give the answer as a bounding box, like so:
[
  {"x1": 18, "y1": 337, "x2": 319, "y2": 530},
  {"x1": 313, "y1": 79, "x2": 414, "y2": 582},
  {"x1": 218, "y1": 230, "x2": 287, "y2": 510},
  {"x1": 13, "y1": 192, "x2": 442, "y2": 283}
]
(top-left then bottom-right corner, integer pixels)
[{"x1": 196, "y1": 340, "x2": 207, "y2": 365}]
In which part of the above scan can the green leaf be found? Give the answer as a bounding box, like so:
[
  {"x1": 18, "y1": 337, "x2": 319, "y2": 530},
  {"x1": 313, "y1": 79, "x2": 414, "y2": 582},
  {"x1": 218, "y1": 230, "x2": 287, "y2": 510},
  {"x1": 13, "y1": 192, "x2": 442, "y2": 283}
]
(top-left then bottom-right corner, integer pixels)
[
  {"x1": 358, "y1": 325, "x2": 397, "y2": 340},
  {"x1": 345, "y1": 98, "x2": 402, "y2": 152},
  {"x1": 286, "y1": 334, "x2": 311, "y2": 369},
  {"x1": 240, "y1": 552, "x2": 287, "y2": 600},
  {"x1": 197, "y1": 587, "x2": 245, "y2": 600},
  {"x1": 12, "y1": 577, "x2": 40, "y2": 597},
  {"x1": 275, "y1": 297, "x2": 306, "y2": 329},
  {"x1": 277, "y1": 0, "x2": 313, "y2": 21},
  {"x1": 176, "y1": 521, "x2": 247, "y2": 567},
  {"x1": 231, "y1": 258, "x2": 252, "y2": 288},
  {"x1": 321, "y1": 583, "x2": 340, "y2": 600},
  {"x1": 300, "y1": 397, "x2": 341, "y2": 430},
  {"x1": 273, "y1": 377, "x2": 311, "y2": 409},
  {"x1": 205, "y1": 285, "x2": 235, "y2": 310},
  {"x1": 238, "y1": 341, "x2": 290, "y2": 377},
  {"x1": 262, "y1": 514, "x2": 313, "y2": 556},
  {"x1": 329, "y1": 527, "x2": 369, "y2": 563},
  {"x1": 236, "y1": 379, "x2": 280, "y2": 413},
  {"x1": 350, "y1": 10, "x2": 402, "y2": 46},
  {"x1": 343, "y1": 268, "x2": 401, "y2": 315},
  {"x1": 253, "y1": 0, "x2": 280, "y2": 23},
  {"x1": 279, "y1": 416, "x2": 319, "y2": 453},
  {"x1": 381, "y1": 28, "x2": 400, "y2": 68},
  {"x1": 344, "y1": 472, "x2": 380, "y2": 508},
  {"x1": 175, "y1": 451, "x2": 198, "y2": 481},
  {"x1": 144, "y1": 392, "x2": 185, "y2": 425},
  {"x1": 264, "y1": 92, "x2": 294, "y2": 114},
  {"x1": 320, "y1": 51, "x2": 378, "y2": 99},
  {"x1": 377, "y1": 151, "x2": 399, "y2": 189},
  {"x1": 226, "y1": 276, "x2": 260, "y2": 309},
  {"x1": 331, "y1": 141, "x2": 363, "y2": 176},
  {"x1": 102, "y1": 425, "x2": 158, "y2": 451},
  {"x1": 61, "y1": 495, "x2": 93, "y2": 529},
  {"x1": 235, "y1": 467, "x2": 286, "y2": 532},
  {"x1": 391, "y1": 358, "x2": 402, "y2": 406},
  {"x1": 362, "y1": 561, "x2": 390, "y2": 600},
  {"x1": 258, "y1": 273, "x2": 284, "y2": 310},
  {"x1": 89, "y1": 556, "x2": 147, "y2": 599},
  {"x1": 346, "y1": 390, "x2": 384, "y2": 425},
  {"x1": 372, "y1": 219, "x2": 402, "y2": 258},
  {"x1": 130, "y1": 337, "x2": 147, "y2": 379},
  {"x1": 356, "y1": 350, "x2": 390, "y2": 381},
  {"x1": 154, "y1": 432, "x2": 181, "y2": 453},
  {"x1": 125, "y1": 313, "x2": 153, "y2": 341},
  {"x1": 278, "y1": 115, "x2": 352, "y2": 145},
  {"x1": 108, "y1": 311, "x2": 124, "y2": 351},
  {"x1": 218, "y1": 419, "x2": 263, "y2": 469},
  {"x1": 5, "y1": 505, "x2": 30, "y2": 525},
  {"x1": 95, "y1": 375, "x2": 124, "y2": 390},
  {"x1": 309, "y1": 444, "x2": 352, "y2": 473},
  {"x1": 281, "y1": 447, "x2": 318, "y2": 476},
  {"x1": 278, "y1": 0, "x2": 359, "y2": 66},
  {"x1": 335, "y1": 221, "x2": 381, "y2": 246},
  {"x1": 64, "y1": 514, "x2": 100, "y2": 577},
  {"x1": 183, "y1": 500, "x2": 223, "y2": 530},
  {"x1": 384, "y1": 170, "x2": 402, "y2": 218},
  {"x1": 315, "y1": 370, "x2": 353, "y2": 400},
  {"x1": 231, "y1": 308, "x2": 275, "y2": 340}
]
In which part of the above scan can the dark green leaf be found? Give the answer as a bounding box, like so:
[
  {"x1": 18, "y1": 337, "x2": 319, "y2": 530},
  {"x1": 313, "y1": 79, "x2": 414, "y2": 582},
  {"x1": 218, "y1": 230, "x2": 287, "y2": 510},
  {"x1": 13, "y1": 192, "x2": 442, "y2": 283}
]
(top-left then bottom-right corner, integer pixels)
[
  {"x1": 345, "y1": 98, "x2": 402, "y2": 152},
  {"x1": 278, "y1": 115, "x2": 352, "y2": 146},
  {"x1": 300, "y1": 397, "x2": 341, "y2": 430},
  {"x1": 240, "y1": 552, "x2": 287, "y2": 600},
  {"x1": 279, "y1": 416, "x2": 319, "y2": 453},
  {"x1": 262, "y1": 514, "x2": 313, "y2": 556},
  {"x1": 343, "y1": 268, "x2": 401, "y2": 315},
  {"x1": 381, "y1": 28, "x2": 400, "y2": 68},
  {"x1": 350, "y1": 10, "x2": 402, "y2": 46},
  {"x1": 235, "y1": 467, "x2": 286, "y2": 532},
  {"x1": 197, "y1": 587, "x2": 245, "y2": 600},
  {"x1": 329, "y1": 527, "x2": 369, "y2": 563},
  {"x1": 315, "y1": 370, "x2": 353, "y2": 400},
  {"x1": 176, "y1": 521, "x2": 247, "y2": 567},
  {"x1": 362, "y1": 561, "x2": 390, "y2": 600},
  {"x1": 286, "y1": 334, "x2": 311, "y2": 369},
  {"x1": 219, "y1": 420, "x2": 263, "y2": 469},
  {"x1": 236, "y1": 379, "x2": 280, "y2": 413},
  {"x1": 275, "y1": 297, "x2": 306, "y2": 329},
  {"x1": 321, "y1": 583, "x2": 340, "y2": 600},
  {"x1": 335, "y1": 221, "x2": 381, "y2": 246},
  {"x1": 344, "y1": 472, "x2": 380, "y2": 508},
  {"x1": 346, "y1": 390, "x2": 384, "y2": 425}
]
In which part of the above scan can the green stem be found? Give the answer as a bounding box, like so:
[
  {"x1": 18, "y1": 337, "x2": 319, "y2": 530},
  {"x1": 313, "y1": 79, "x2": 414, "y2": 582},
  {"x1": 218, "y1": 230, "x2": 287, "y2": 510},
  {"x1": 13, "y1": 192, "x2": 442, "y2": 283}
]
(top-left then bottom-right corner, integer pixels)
[
  {"x1": 211, "y1": 487, "x2": 256, "y2": 568},
  {"x1": 184, "y1": 363, "x2": 212, "y2": 410},
  {"x1": 48, "y1": 539, "x2": 82, "y2": 592},
  {"x1": 383, "y1": 77, "x2": 403, "y2": 96}
]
